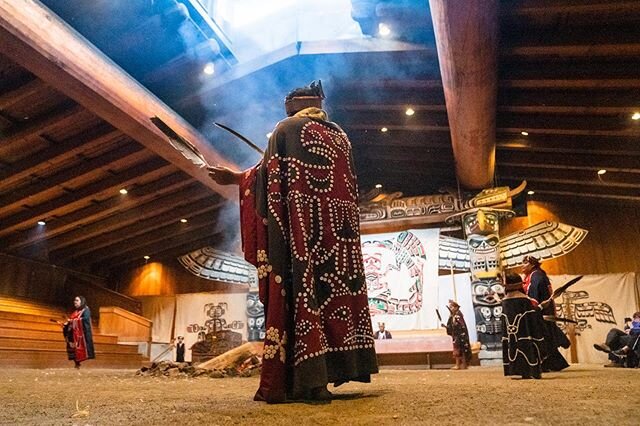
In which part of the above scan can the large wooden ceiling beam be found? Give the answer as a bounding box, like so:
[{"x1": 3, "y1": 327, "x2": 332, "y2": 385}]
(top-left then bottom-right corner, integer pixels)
[
  {"x1": 337, "y1": 104, "x2": 638, "y2": 116},
  {"x1": 364, "y1": 152, "x2": 640, "y2": 176},
  {"x1": 353, "y1": 133, "x2": 640, "y2": 157},
  {"x1": 505, "y1": 1, "x2": 640, "y2": 19},
  {"x1": 336, "y1": 78, "x2": 640, "y2": 91},
  {"x1": 499, "y1": 167, "x2": 640, "y2": 189},
  {"x1": 431, "y1": 0, "x2": 498, "y2": 188},
  {"x1": 1, "y1": 172, "x2": 193, "y2": 251},
  {"x1": 504, "y1": 44, "x2": 640, "y2": 59},
  {"x1": 348, "y1": 123, "x2": 640, "y2": 138},
  {"x1": 0, "y1": 0, "x2": 237, "y2": 199}
]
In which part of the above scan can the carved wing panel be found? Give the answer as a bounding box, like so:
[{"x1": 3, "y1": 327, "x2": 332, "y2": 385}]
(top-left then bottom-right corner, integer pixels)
[
  {"x1": 438, "y1": 235, "x2": 471, "y2": 271},
  {"x1": 178, "y1": 246, "x2": 258, "y2": 287},
  {"x1": 500, "y1": 221, "x2": 588, "y2": 268}
]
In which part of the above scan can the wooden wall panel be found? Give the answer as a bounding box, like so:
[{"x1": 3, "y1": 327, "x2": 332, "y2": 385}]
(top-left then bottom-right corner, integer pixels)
[
  {"x1": 0, "y1": 253, "x2": 142, "y2": 315},
  {"x1": 119, "y1": 259, "x2": 249, "y2": 297},
  {"x1": 501, "y1": 201, "x2": 640, "y2": 275}
]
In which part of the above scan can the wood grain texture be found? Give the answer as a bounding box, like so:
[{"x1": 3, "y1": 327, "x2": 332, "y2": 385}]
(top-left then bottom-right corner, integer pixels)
[{"x1": 501, "y1": 200, "x2": 640, "y2": 274}]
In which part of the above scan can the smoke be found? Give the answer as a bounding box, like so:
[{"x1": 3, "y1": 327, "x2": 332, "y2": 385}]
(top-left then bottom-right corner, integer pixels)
[
  {"x1": 211, "y1": 200, "x2": 243, "y2": 254},
  {"x1": 170, "y1": 0, "x2": 431, "y2": 256}
]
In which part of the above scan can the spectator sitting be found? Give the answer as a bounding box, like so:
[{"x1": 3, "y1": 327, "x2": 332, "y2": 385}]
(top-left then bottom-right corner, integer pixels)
[
  {"x1": 595, "y1": 312, "x2": 640, "y2": 367},
  {"x1": 374, "y1": 322, "x2": 392, "y2": 340}
]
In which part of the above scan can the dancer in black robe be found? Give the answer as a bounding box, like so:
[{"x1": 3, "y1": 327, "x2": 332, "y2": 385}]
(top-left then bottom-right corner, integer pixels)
[
  {"x1": 522, "y1": 256, "x2": 570, "y2": 371},
  {"x1": 501, "y1": 274, "x2": 547, "y2": 379}
]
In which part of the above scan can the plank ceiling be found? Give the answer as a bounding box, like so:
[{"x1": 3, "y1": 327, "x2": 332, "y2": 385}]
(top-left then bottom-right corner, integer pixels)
[{"x1": 0, "y1": 0, "x2": 638, "y2": 278}]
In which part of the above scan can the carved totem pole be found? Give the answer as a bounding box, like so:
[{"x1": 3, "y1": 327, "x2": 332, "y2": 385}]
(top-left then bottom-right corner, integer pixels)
[{"x1": 461, "y1": 209, "x2": 505, "y2": 361}]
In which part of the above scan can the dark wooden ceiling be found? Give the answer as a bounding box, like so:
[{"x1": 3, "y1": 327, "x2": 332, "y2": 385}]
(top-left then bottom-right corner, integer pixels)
[
  {"x1": 336, "y1": 0, "x2": 640, "y2": 200},
  {"x1": 1, "y1": 0, "x2": 639, "y2": 279},
  {"x1": 0, "y1": 53, "x2": 225, "y2": 275}
]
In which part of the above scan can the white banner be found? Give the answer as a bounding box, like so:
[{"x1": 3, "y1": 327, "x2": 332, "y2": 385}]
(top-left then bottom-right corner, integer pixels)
[
  {"x1": 140, "y1": 296, "x2": 176, "y2": 343},
  {"x1": 548, "y1": 273, "x2": 640, "y2": 364},
  {"x1": 362, "y1": 228, "x2": 440, "y2": 332},
  {"x1": 174, "y1": 292, "x2": 248, "y2": 361}
]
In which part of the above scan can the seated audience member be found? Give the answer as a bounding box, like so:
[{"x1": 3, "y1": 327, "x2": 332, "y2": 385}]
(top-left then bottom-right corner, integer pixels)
[
  {"x1": 374, "y1": 322, "x2": 392, "y2": 340},
  {"x1": 595, "y1": 312, "x2": 640, "y2": 367}
]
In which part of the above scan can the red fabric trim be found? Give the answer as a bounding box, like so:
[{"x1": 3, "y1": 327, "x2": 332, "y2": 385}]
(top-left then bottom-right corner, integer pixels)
[
  {"x1": 70, "y1": 309, "x2": 88, "y2": 362},
  {"x1": 240, "y1": 167, "x2": 288, "y2": 403}
]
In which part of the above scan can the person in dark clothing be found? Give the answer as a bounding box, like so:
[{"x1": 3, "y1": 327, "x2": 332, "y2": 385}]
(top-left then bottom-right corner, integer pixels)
[
  {"x1": 522, "y1": 256, "x2": 570, "y2": 371},
  {"x1": 175, "y1": 336, "x2": 186, "y2": 363},
  {"x1": 62, "y1": 296, "x2": 95, "y2": 369},
  {"x1": 373, "y1": 322, "x2": 392, "y2": 340},
  {"x1": 601, "y1": 312, "x2": 640, "y2": 367},
  {"x1": 208, "y1": 81, "x2": 378, "y2": 403},
  {"x1": 500, "y1": 274, "x2": 548, "y2": 379},
  {"x1": 443, "y1": 300, "x2": 472, "y2": 370},
  {"x1": 595, "y1": 326, "x2": 635, "y2": 367}
]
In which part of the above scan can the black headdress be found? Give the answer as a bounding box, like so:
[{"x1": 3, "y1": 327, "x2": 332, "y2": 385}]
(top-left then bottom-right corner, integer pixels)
[{"x1": 285, "y1": 80, "x2": 325, "y2": 102}]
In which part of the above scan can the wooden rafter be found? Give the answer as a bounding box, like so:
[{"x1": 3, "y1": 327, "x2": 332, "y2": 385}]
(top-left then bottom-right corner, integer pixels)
[
  {"x1": 0, "y1": 0, "x2": 238, "y2": 199},
  {"x1": 0, "y1": 172, "x2": 194, "y2": 251},
  {"x1": 46, "y1": 185, "x2": 218, "y2": 255}
]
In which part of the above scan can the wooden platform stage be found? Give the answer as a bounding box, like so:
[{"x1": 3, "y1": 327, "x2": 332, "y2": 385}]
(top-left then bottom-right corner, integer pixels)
[
  {"x1": 0, "y1": 296, "x2": 148, "y2": 369},
  {"x1": 374, "y1": 329, "x2": 480, "y2": 368}
]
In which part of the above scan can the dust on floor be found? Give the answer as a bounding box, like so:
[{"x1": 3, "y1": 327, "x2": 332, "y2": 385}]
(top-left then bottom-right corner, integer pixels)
[{"x1": 0, "y1": 365, "x2": 638, "y2": 425}]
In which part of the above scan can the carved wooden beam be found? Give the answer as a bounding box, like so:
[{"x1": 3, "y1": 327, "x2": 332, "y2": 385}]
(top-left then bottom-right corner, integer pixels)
[
  {"x1": 429, "y1": 0, "x2": 499, "y2": 189},
  {"x1": 0, "y1": 0, "x2": 238, "y2": 199}
]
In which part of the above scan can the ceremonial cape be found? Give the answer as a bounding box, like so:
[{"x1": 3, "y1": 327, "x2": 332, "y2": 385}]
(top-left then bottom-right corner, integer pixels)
[
  {"x1": 239, "y1": 108, "x2": 378, "y2": 403},
  {"x1": 525, "y1": 269, "x2": 570, "y2": 371},
  {"x1": 501, "y1": 295, "x2": 546, "y2": 378},
  {"x1": 63, "y1": 307, "x2": 95, "y2": 363},
  {"x1": 446, "y1": 311, "x2": 472, "y2": 361}
]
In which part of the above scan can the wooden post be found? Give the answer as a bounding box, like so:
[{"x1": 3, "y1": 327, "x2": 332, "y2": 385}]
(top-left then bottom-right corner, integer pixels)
[{"x1": 429, "y1": 0, "x2": 499, "y2": 189}]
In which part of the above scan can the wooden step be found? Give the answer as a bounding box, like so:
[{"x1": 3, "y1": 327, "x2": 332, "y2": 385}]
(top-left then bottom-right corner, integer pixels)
[
  {"x1": 0, "y1": 326, "x2": 119, "y2": 344},
  {"x1": 0, "y1": 310, "x2": 66, "y2": 324},
  {"x1": 0, "y1": 337, "x2": 140, "y2": 354},
  {"x1": 0, "y1": 295, "x2": 65, "y2": 309},
  {"x1": 0, "y1": 298, "x2": 67, "y2": 317},
  {"x1": 0, "y1": 348, "x2": 145, "y2": 369},
  {"x1": 0, "y1": 318, "x2": 69, "y2": 332}
]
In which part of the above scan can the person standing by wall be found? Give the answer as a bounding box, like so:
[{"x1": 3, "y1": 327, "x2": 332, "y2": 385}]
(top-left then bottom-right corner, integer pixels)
[{"x1": 62, "y1": 296, "x2": 95, "y2": 369}]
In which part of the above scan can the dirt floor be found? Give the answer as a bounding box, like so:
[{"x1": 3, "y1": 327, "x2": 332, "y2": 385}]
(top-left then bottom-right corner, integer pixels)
[{"x1": 0, "y1": 365, "x2": 638, "y2": 425}]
